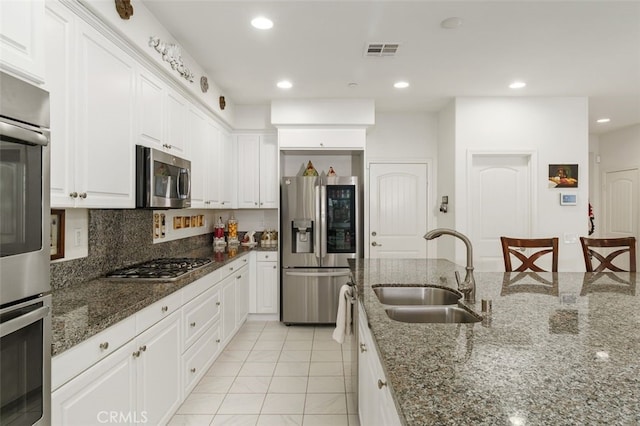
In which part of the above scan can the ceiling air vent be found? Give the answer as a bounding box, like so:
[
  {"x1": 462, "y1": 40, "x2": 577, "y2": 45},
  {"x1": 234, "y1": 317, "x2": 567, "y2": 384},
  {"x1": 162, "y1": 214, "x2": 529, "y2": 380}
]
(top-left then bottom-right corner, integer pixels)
[{"x1": 365, "y1": 42, "x2": 400, "y2": 57}]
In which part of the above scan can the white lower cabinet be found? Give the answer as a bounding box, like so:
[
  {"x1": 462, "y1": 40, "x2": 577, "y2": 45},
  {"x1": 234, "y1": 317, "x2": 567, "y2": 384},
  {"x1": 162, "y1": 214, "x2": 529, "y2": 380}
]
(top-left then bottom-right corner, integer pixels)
[
  {"x1": 253, "y1": 252, "x2": 278, "y2": 314},
  {"x1": 358, "y1": 302, "x2": 402, "y2": 426},
  {"x1": 52, "y1": 254, "x2": 253, "y2": 425},
  {"x1": 52, "y1": 310, "x2": 181, "y2": 426}
]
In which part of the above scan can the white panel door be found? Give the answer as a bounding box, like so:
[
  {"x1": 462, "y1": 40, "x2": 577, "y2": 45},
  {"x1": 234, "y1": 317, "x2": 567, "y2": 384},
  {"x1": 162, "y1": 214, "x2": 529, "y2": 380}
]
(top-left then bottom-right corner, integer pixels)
[
  {"x1": 369, "y1": 163, "x2": 428, "y2": 258},
  {"x1": 470, "y1": 154, "x2": 531, "y2": 271},
  {"x1": 603, "y1": 168, "x2": 638, "y2": 239}
]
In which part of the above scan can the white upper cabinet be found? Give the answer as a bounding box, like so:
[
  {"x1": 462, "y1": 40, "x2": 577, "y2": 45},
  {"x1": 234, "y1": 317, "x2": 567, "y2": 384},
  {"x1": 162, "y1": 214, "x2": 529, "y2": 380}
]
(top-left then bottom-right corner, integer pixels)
[
  {"x1": 0, "y1": 0, "x2": 45, "y2": 83},
  {"x1": 47, "y1": 6, "x2": 135, "y2": 208},
  {"x1": 278, "y1": 128, "x2": 365, "y2": 150},
  {"x1": 218, "y1": 129, "x2": 236, "y2": 208},
  {"x1": 188, "y1": 106, "x2": 209, "y2": 208},
  {"x1": 165, "y1": 89, "x2": 189, "y2": 157},
  {"x1": 75, "y1": 20, "x2": 136, "y2": 208},
  {"x1": 236, "y1": 133, "x2": 277, "y2": 208}
]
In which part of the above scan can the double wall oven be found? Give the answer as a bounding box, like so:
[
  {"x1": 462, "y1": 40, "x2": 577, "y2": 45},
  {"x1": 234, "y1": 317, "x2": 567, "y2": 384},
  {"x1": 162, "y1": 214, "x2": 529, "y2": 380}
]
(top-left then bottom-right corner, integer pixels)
[{"x1": 0, "y1": 71, "x2": 52, "y2": 426}]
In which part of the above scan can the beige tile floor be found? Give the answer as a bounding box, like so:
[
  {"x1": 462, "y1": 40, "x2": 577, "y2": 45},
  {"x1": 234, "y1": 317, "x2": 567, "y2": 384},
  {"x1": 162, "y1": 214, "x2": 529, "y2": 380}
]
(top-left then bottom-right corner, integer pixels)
[{"x1": 168, "y1": 321, "x2": 360, "y2": 426}]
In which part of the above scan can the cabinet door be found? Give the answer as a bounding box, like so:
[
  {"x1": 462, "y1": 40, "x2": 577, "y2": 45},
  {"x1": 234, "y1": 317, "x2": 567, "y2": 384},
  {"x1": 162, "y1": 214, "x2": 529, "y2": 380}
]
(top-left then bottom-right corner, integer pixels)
[
  {"x1": 188, "y1": 106, "x2": 208, "y2": 208},
  {"x1": 256, "y1": 261, "x2": 278, "y2": 314},
  {"x1": 165, "y1": 89, "x2": 188, "y2": 156},
  {"x1": 259, "y1": 134, "x2": 278, "y2": 208},
  {"x1": 236, "y1": 134, "x2": 260, "y2": 208},
  {"x1": 278, "y1": 128, "x2": 365, "y2": 150},
  {"x1": 52, "y1": 341, "x2": 137, "y2": 426},
  {"x1": 45, "y1": 1, "x2": 75, "y2": 208},
  {"x1": 76, "y1": 21, "x2": 136, "y2": 208},
  {"x1": 204, "y1": 121, "x2": 221, "y2": 207},
  {"x1": 219, "y1": 129, "x2": 236, "y2": 208},
  {"x1": 235, "y1": 266, "x2": 250, "y2": 325},
  {"x1": 136, "y1": 311, "x2": 182, "y2": 426},
  {"x1": 221, "y1": 275, "x2": 236, "y2": 343},
  {"x1": 0, "y1": 0, "x2": 44, "y2": 83},
  {"x1": 137, "y1": 69, "x2": 164, "y2": 149}
]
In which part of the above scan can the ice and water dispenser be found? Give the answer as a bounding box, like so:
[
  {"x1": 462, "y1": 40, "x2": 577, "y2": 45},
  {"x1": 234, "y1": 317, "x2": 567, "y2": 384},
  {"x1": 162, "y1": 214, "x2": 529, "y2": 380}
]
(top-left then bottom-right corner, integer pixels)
[{"x1": 291, "y1": 219, "x2": 314, "y2": 253}]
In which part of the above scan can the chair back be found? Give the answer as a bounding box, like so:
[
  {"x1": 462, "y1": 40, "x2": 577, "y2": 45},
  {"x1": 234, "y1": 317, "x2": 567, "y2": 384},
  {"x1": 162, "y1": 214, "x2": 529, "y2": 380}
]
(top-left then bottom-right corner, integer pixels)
[
  {"x1": 580, "y1": 237, "x2": 636, "y2": 272},
  {"x1": 500, "y1": 237, "x2": 559, "y2": 272}
]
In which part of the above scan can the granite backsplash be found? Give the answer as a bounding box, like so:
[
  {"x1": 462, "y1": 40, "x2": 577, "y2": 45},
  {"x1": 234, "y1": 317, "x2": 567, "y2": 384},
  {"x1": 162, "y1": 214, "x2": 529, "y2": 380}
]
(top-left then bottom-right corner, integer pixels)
[{"x1": 50, "y1": 209, "x2": 213, "y2": 290}]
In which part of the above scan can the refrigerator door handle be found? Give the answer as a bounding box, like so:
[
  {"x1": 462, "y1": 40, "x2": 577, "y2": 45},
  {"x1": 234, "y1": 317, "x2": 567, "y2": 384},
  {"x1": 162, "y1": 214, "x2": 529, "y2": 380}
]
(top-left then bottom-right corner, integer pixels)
[
  {"x1": 285, "y1": 270, "x2": 352, "y2": 278},
  {"x1": 320, "y1": 184, "x2": 327, "y2": 258},
  {"x1": 314, "y1": 183, "x2": 321, "y2": 259}
]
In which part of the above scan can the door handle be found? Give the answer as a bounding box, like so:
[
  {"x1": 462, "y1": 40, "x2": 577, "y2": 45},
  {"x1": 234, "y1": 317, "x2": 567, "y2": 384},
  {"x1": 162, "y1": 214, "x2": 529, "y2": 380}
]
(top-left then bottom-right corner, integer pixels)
[{"x1": 371, "y1": 241, "x2": 382, "y2": 247}]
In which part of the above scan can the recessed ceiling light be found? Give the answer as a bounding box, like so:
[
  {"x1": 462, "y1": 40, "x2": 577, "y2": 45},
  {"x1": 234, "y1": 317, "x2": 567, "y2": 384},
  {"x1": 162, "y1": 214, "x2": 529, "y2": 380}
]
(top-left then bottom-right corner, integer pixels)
[
  {"x1": 596, "y1": 118, "x2": 611, "y2": 123},
  {"x1": 277, "y1": 80, "x2": 292, "y2": 89},
  {"x1": 440, "y1": 17, "x2": 463, "y2": 29},
  {"x1": 509, "y1": 81, "x2": 526, "y2": 89},
  {"x1": 251, "y1": 16, "x2": 273, "y2": 30},
  {"x1": 394, "y1": 81, "x2": 409, "y2": 89}
]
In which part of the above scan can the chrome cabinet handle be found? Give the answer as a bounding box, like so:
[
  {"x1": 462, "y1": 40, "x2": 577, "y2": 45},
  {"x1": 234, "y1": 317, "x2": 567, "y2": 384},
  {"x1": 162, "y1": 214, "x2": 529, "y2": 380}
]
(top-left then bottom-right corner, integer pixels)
[
  {"x1": 237, "y1": 275, "x2": 242, "y2": 279},
  {"x1": 190, "y1": 322, "x2": 196, "y2": 328},
  {"x1": 378, "y1": 379, "x2": 387, "y2": 389},
  {"x1": 79, "y1": 192, "x2": 87, "y2": 199},
  {"x1": 161, "y1": 306, "x2": 168, "y2": 312},
  {"x1": 139, "y1": 345, "x2": 147, "y2": 352},
  {"x1": 190, "y1": 367, "x2": 196, "y2": 373},
  {"x1": 132, "y1": 350, "x2": 141, "y2": 358},
  {"x1": 229, "y1": 267, "x2": 234, "y2": 271},
  {"x1": 371, "y1": 241, "x2": 381, "y2": 247},
  {"x1": 360, "y1": 343, "x2": 367, "y2": 353},
  {"x1": 70, "y1": 192, "x2": 78, "y2": 198},
  {"x1": 273, "y1": 265, "x2": 276, "y2": 269},
  {"x1": 99, "y1": 342, "x2": 109, "y2": 350},
  {"x1": 215, "y1": 339, "x2": 221, "y2": 343},
  {"x1": 216, "y1": 301, "x2": 221, "y2": 306}
]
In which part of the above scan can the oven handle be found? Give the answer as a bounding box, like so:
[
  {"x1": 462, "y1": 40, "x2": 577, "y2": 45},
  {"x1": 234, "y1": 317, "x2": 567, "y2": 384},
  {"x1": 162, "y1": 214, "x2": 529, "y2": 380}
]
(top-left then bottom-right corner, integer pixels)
[
  {"x1": 0, "y1": 306, "x2": 50, "y2": 338},
  {"x1": 0, "y1": 120, "x2": 49, "y2": 146}
]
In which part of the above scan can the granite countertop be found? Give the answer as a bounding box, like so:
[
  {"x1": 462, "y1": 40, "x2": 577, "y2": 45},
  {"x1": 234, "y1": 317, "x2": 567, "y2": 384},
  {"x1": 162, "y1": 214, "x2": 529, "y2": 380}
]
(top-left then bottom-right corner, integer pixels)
[
  {"x1": 351, "y1": 258, "x2": 640, "y2": 425},
  {"x1": 51, "y1": 245, "x2": 277, "y2": 356}
]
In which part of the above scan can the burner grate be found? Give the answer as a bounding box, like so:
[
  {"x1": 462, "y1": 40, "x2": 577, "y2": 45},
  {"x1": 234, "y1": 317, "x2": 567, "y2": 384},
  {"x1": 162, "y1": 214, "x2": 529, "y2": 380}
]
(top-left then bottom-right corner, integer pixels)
[{"x1": 106, "y1": 258, "x2": 212, "y2": 280}]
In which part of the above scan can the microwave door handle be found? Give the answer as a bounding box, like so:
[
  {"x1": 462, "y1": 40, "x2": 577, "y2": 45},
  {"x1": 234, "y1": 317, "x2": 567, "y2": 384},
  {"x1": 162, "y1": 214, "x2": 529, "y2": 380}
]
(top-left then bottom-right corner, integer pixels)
[
  {"x1": 177, "y1": 168, "x2": 190, "y2": 199},
  {"x1": 0, "y1": 306, "x2": 50, "y2": 338}
]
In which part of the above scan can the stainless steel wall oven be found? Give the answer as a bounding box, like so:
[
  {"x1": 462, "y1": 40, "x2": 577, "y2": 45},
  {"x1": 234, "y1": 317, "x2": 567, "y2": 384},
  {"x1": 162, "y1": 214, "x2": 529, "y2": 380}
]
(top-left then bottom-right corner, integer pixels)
[{"x1": 0, "y1": 71, "x2": 52, "y2": 426}]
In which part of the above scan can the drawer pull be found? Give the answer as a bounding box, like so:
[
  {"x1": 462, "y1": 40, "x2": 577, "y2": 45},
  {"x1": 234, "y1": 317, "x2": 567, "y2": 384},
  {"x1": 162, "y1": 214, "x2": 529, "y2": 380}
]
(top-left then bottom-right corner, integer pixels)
[
  {"x1": 237, "y1": 275, "x2": 242, "y2": 279},
  {"x1": 216, "y1": 302, "x2": 221, "y2": 306},
  {"x1": 273, "y1": 265, "x2": 276, "y2": 269},
  {"x1": 377, "y1": 379, "x2": 387, "y2": 389},
  {"x1": 215, "y1": 339, "x2": 221, "y2": 343},
  {"x1": 132, "y1": 350, "x2": 141, "y2": 358},
  {"x1": 99, "y1": 342, "x2": 109, "y2": 350},
  {"x1": 190, "y1": 322, "x2": 196, "y2": 328},
  {"x1": 139, "y1": 345, "x2": 147, "y2": 352},
  {"x1": 70, "y1": 192, "x2": 78, "y2": 198},
  {"x1": 190, "y1": 368, "x2": 196, "y2": 373},
  {"x1": 229, "y1": 267, "x2": 234, "y2": 271},
  {"x1": 161, "y1": 306, "x2": 168, "y2": 313},
  {"x1": 360, "y1": 343, "x2": 367, "y2": 353}
]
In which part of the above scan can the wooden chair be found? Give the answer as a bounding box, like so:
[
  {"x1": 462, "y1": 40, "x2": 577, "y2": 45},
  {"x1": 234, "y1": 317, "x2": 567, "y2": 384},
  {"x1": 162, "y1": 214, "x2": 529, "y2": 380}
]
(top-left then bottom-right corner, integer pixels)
[
  {"x1": 500, "y1": 237, "x2": 559, "y2": 272},
  {"x1": 580, "y1": 237, "x2": 636, "y2": 272}
]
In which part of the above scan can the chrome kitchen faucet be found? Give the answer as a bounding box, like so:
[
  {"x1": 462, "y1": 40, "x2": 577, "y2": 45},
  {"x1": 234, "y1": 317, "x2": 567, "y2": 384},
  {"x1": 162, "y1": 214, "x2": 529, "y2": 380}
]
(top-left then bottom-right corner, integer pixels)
[{"x1": 424, "y1": 228, "x2": 476, "y2": 304}]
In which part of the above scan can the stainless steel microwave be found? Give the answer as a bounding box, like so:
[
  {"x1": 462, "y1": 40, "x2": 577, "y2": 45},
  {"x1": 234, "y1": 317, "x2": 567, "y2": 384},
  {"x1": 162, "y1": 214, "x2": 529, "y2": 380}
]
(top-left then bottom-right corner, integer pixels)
[{"x1": 136, "y1": 145, "x2": 191, "y2": 209}]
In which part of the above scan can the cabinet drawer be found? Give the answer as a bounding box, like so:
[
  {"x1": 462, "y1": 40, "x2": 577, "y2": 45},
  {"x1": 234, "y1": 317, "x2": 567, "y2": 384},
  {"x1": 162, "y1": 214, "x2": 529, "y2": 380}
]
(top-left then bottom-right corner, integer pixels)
[
  {"x1": 183, "y1": 269, "x2": 220, "y2": 303},
  {"x1": 220, "y1": 255, "x2": 249, "y2": 279},
  {"x1": 278, "y1": 128, "x2": 365, "y2": 150},
  {"x1": 52, "y1": 315, "x2": 136, "y2": 391},
  {"x1": 182, "y1": 323, "x2": 222, "y2": 395},
  {"x1": 183, "y1": 286, "x2": 221, "y2": 350},
  {"x1": 136, "y1": 290, "x2": 183, "y2": 334},
  {"x1": 256, "y1": 251, "x2": 277, "y2": 262}
]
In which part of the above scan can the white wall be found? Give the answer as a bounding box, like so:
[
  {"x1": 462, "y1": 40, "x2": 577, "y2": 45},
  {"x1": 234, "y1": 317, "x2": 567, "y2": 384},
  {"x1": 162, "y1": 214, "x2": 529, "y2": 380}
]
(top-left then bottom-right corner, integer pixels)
[
  {"x1": 598, "y1": 124, "x2": 640, "y2": 170},
  {"x1": 235, "y1": 105, "x2": 273, "y2": 130},
  {"x1": 436, "y1": 102, "x2": 456, "y2": 259},
  {"x1": 453, "y1": 97, "x2": 589, "y2": 271}
]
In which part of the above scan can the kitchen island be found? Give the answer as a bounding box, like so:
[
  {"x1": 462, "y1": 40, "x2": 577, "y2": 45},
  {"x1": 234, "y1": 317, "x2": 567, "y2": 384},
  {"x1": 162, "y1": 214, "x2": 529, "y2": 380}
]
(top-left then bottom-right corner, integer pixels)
[{"x1": 352, "y1": 258, "x2": 640, "y2": 425}]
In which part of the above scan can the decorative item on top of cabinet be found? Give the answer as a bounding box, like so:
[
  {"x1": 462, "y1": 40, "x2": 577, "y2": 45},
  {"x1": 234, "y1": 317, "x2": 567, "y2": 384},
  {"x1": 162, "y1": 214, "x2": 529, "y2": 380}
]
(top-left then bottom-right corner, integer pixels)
[
  {"x1": 115, "y1": 0, "x2": 134, "y2": 19},
  {"x1": 219, "y1": 96, "x2": 226, "y2": 110},
  {"x1": 327, "y1": 166, "x2": 337, "y2": 176},
  {"x1": 148, "y1": 36, "x2": 195, "y2": 82},
  {"x1": 200, "y1": 76, "x2": 209, "y2": 93}
]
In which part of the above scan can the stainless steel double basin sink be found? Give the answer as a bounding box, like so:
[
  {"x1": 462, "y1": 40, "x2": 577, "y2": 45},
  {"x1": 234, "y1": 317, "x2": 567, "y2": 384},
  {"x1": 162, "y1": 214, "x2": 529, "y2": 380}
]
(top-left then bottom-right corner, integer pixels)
[{"x1": 373, "y1": 286, "x2": 482, "y2": 324}]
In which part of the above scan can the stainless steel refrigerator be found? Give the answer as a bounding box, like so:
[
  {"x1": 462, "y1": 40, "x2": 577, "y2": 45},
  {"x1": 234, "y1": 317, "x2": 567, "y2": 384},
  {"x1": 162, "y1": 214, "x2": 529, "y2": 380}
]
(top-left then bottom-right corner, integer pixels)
[{"x1": 280, "y1": 175, "x2": 360, "y2": 324}]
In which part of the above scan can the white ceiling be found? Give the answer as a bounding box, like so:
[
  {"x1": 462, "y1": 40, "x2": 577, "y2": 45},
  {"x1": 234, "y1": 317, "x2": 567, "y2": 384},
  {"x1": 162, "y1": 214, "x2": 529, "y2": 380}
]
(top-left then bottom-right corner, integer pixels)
[{"x1": 142, "y1": 0, "x2": 640, "y2": 134}]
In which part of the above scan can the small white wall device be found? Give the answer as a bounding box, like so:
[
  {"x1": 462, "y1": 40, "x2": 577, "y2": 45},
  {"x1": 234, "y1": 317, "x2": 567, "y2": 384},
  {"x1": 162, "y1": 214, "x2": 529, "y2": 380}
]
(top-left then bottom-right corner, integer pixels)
[{"x1": 560, "y1": 193, "x2": 577, "y2": 206}]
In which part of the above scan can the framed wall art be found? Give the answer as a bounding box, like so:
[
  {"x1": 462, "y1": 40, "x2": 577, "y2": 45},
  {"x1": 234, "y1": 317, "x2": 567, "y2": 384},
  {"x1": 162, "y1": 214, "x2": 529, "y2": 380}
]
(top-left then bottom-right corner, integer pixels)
[
  {"x1": 549, "y1": 164, "x2": 578, "y2": 188},
  {"x1": 51, "y1": 209, "x2": 65, "y2": 260}
]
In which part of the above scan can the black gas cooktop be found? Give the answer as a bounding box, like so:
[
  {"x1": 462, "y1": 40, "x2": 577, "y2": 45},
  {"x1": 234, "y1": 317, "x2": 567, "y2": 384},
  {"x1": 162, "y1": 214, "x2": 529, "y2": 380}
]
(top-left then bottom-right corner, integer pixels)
[{"x1": 106, "y1": 258, "x2": 212, "y2": 280}]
